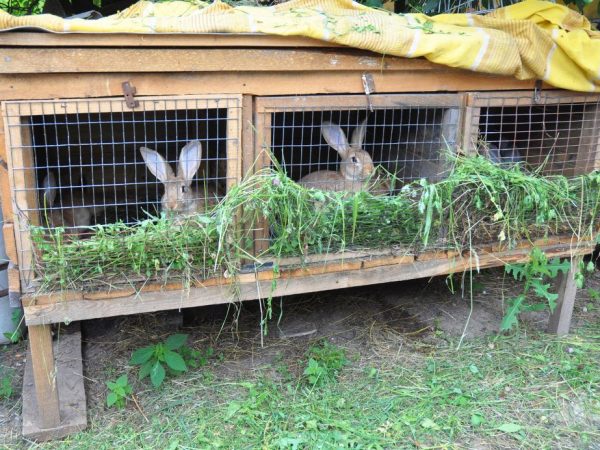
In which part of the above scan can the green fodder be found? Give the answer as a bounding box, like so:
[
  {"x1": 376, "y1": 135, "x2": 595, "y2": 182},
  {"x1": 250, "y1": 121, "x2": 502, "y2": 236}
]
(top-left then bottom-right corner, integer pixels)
[{"x1": 30, "y1": 155, "x2": 600, "y2": 292}]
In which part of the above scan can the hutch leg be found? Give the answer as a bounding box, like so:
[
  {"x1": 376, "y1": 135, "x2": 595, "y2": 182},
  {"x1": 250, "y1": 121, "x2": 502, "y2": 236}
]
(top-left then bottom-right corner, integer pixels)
[
  {"x1": 547, "y1": 257, "x2": 580, "y2": 335},
  {"x1": 27, "y1": 324, "x2": 60, "y2": 429}
]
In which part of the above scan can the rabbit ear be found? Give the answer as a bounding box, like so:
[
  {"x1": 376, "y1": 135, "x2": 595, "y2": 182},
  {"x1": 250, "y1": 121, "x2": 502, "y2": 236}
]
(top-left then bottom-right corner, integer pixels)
[
  {"x1": 42, "y1": 172, "x2": 57, "y2": 207},
  {"x1": 178, "y1": 141, "x2": 203, "y2": 187},
  {"x1": 321, "y1": 122, "x2": 350, "y2": 159},
  {"x1": 140, "y1": 147, "x2": 173, "y2": 183},
  {"x1": 350, "y1": 117, "x2": 368, "y2": 148}
]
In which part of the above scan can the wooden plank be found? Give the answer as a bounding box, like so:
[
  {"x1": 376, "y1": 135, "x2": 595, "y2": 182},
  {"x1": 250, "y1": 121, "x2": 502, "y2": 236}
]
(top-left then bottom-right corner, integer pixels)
[
  {"x1": 0, "y1": 110, "x2": 5, "y2": 162},
  {"x1": 241, "y1": 95, "x2": 255, "y2": 180},
  {"x1": 23, "y1": 241, "x2": 594, "y2": 325},
  {"x1": 2, "y1": 106, "x2": 38, "y2": 287},
  {"x1": 7, "y1": 95, "x2": 236, "y2": 116},
  {"x1": 0, "y1": 48, "x2": 435, "y2": 74},
  {"x1": 467, "y1": 90, "x2": 594, "y2": 107},
  {"x1": 0, "y1": 162, "x2": 13, "y2": 221},
  {"x1": 25, "y1": 324, "x2": 60, "y2": 430},
  {"x1": 462, "y1": 94, "x2": 481, "y2": 156},
  {"x1": 226, "y1": 96, "x2": 243, "y2": 192},
  {"x1": 2, "y1": 223, "x2": 18, "y2": 264},
  {"x1": 547, "y1": 257, "x2": 580, "y2": 335},
  {"x1": 22, "y1": 323, "x2": 87, "y2": 441},
  {"x1": 575, "y1": 102, "x2": 600, "y2": 174},
  {"x1": 0, "y1": 71, "x2": 538, "y2": 101},
  {"x1": 8, "y1": 265, "x2": 20, "y2": 293},
  {"x1": 256, "y1": 93, "x2": 464, "y2": 110},
  {"x1": 0, "y1": 32, "x2": 341, "y2": 48},
  {"x1": 253, "y1": 103, "x2": 271, "y2": 255}
]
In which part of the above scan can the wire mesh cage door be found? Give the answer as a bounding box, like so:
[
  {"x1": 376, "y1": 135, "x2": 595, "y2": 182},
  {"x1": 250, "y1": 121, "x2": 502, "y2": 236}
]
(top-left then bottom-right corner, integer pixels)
[
  {"x1": 2, "y1": 95, "x2": 242, "y2": 289},
  {"x1": 253, "y1": 93, "x2": 466, "y2": 256},
  {"x1": 464, "y1": 91, "x2": 600, "y2": 176}
]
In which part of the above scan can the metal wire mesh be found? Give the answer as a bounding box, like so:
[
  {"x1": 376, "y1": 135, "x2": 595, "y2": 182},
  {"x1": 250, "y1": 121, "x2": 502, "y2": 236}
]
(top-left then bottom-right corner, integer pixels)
[
  {"x1": 470, "y1": 92, "x2": 600, "y2": 176},
  {"x1": 3, "y1": 96, "x2": 241, "y2": 285},
  {"x1": 256, "y1": 92, "x2": 600, "y2": 253},
  {"x1": 263, "y1": 105, "x2": 460, "y2": 188},
  {"x1": 256, "y1": 98, "x2": 463, "y2": 250}
]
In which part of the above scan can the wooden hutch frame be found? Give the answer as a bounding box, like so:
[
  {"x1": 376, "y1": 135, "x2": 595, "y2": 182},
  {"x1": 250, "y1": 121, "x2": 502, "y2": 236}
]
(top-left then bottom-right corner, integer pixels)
[{"x1": 0, "y1": 32, "x2": 597, "y2": 441}]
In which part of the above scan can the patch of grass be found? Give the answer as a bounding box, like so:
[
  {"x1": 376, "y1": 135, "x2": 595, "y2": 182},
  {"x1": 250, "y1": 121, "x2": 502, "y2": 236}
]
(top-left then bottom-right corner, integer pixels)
[
  {"x1": 40, "y1": 318, "x2": 600, "y2": 450},
  {"x1": 302, "y1": 340, "x2": 348, "y2": 386}
]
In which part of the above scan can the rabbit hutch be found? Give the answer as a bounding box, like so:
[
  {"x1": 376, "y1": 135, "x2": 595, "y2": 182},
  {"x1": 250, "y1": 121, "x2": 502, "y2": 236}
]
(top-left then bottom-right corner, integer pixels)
[{"x1": 0, "y1": 28, "x2": 599, "y2": 439}]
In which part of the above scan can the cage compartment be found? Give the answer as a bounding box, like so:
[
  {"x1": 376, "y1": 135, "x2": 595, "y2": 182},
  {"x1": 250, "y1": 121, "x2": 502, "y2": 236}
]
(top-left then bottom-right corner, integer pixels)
[
  {"x1": 465, "y1": 91, "x2": 600, "y2": 176},
  {"x1": 253, "y1": 94, "x2": 465, "y2": 254},
  {"x1": 2, "y1": 95, "x2": 242, "y2": 288}
]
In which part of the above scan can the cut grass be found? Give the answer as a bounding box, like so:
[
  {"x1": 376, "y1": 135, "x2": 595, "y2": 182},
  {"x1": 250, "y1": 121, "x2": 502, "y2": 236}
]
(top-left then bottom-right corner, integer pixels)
[
  {"x1": 30, "y1": 315, "x2": 600, "y2": 450},
  {"x1": 30, "y1": 155, "x2": 600, "y2": 293}
]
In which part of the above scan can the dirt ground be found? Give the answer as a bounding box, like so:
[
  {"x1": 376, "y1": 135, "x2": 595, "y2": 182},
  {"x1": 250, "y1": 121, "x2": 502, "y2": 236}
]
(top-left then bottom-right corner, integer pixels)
[{"x1": 1, "y1": 265, "x2": 599, "y2": 448}]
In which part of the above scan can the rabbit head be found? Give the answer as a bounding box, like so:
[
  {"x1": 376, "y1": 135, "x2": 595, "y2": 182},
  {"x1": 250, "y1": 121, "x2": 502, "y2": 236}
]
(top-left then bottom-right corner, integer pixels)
[
  {"x1": 321, "y1": 120, "x2": 374, "y2": 183},
  {"x1": 140, "y1": 141, "x2": 204, "y2": 215}
]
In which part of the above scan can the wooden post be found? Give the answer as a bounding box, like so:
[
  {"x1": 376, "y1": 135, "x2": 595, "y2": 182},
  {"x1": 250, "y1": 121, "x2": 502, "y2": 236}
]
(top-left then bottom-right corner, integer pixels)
[
  {"x1": 27, "y1": 324, "x2": 60, "y2": 429},
  {"x1": 547, "y1": 257, "x2": 580, "y2": 335}
]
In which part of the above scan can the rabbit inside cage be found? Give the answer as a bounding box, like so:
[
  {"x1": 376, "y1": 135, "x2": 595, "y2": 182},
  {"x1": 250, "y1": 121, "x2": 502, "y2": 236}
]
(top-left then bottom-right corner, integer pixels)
[
  {"x1": 19, "y1": 102, "x2": 234, "y2": 236},
  {"x1": 475, "y1": 100, "x2": 600, "y2": 176},
  {"x1": 268, "y1": 106, "x2": 461, "y2": 193}
]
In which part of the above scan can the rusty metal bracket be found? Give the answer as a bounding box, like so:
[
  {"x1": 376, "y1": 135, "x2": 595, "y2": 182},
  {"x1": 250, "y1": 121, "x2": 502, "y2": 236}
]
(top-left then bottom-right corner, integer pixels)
[
  {"x1": 533, "y1": 79, "x2": 542, "y2": 104},
  {"x1": 122, "y1": 81, "x2": 139, "y2": 109},
  {"x1": 362, "y1": 73, "x2": 376, "y2": 112}
]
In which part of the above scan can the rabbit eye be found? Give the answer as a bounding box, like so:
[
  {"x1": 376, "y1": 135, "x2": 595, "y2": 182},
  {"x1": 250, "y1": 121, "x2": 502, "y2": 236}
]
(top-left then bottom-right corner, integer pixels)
[
  {"x1": 181, "y1": 186, "x2": 188, "y2": 194},
  {"x1": 351, "y1": 156, "x2": 358, "y2": 163}
]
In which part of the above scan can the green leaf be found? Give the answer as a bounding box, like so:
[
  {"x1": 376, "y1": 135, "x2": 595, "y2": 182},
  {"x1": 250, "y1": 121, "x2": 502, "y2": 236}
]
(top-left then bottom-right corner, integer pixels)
[
  {"x1": 165, "y1": 334, "x2": 188, "y2": 351},
  {"x1": 586, "y1": 261, "x2": 595, "y2": 273},
  {"x1": 498, "y1": 423, "x2": 522, "y2": 433},
  {"x1": 106, "y1": 392, "x2": 118, "y2": 407},
  {"x1": 469, "y1": 364, "x2": 479, "y2": 375},
  {"x1": 546, "y1": 258, "x2": 571, "y2": 278},
  {"x1": 116, "y1": 375, "x2": 128, "y2": 387},
  {"x1": 139, "y1": 360, "x2": 154, "y2": 380},
  {"x1": 130, "y1": 346, "x2": 154, "y2": 365},
  {"x1": 164, "y1": 350, "x2": 187, "y2": 372},
  {"x1": 471, "y1": 414, "x2": 484, "y2": 427},
  {"x1": 531, "y1": 281, "x2": 559, "y2": 311},
  {"x1": 150, "y1": 361, "x2": 166, "y2": 388},
  {"x1": 500, "y1": 295, "x2": 525, "y2": 331},
  {"x1": 420, "y1": 418, "x2": 439, "y2": 430},
  {"x1": 505, "y1": 264, "x2": 526, "y2": 281}
]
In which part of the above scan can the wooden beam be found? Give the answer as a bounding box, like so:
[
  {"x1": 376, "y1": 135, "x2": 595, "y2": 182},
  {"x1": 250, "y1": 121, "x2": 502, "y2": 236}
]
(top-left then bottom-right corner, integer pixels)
[
  {"x1": 23, "y1": 241, "x2": 593, "y2": 326},
  {"x1": 2, "y1": 107, "x2": 38, "y2": 286},
  {"x1": 0, "y1": 48, "x2": 433, "y2": 74},
  {"x1": 0, "y1": 32, "x2": 341, "y2": 48},
  {"x1": 0, "y1": 71, "x2": 538, "y2": 101},
  {"x1": 2, "y1": 223, "x2": 18, "y2": 265},
  {"x1": 22, "y1": 323, "x2": 87, "y2": 441},
  {"x1": 547, "y1": 257, "x2": 580, "y2": 335},
  {"x1": 0, "y1": 162, "x2": 13, "y2": 221},
  {"x1": 25, "y1": 325, "x2": 60, "y2": 430}
]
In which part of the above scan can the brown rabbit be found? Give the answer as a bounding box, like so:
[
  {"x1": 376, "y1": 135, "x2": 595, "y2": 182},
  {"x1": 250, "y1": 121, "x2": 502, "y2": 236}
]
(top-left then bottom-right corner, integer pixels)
[
  {"x1": 41, "y1": 172, "x2": 102, "y2": 236},
  {"x1": 298, "y1": 120, "x2": 388, "y2": 194},
  {"x1": 140, "y1": 140, "x2": 218, "y2": 216}
]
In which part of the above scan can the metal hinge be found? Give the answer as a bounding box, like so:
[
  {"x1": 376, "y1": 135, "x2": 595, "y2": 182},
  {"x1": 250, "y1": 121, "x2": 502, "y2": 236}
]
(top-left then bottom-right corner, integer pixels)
[
  {"x1": 362, "y1": 73, "x2": 376, "y2": 112},
  {"x1": 122, "y1": 81, "x2": 139, "y2": 109},
  {"x1": 533, "y1": 80, "x2": 543, "y2": 104}
]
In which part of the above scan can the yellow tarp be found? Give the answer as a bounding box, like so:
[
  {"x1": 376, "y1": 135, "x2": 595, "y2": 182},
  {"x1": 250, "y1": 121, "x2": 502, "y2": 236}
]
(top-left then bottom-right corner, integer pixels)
[{"x1": 1, "y1": 0, "x2": 599, "y2": 92}]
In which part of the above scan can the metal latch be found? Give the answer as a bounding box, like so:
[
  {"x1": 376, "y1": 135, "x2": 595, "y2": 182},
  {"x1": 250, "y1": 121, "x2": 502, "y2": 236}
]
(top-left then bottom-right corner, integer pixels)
[
  {"x1": 362, "y1": 73, "x2": 376, "y2": 112},
  {"x1": 533, "y1": 80, "x2": 542, "y2": 104},
  {"x1": 122, "y1": 81, "x2": 139, "y2": 109}
]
